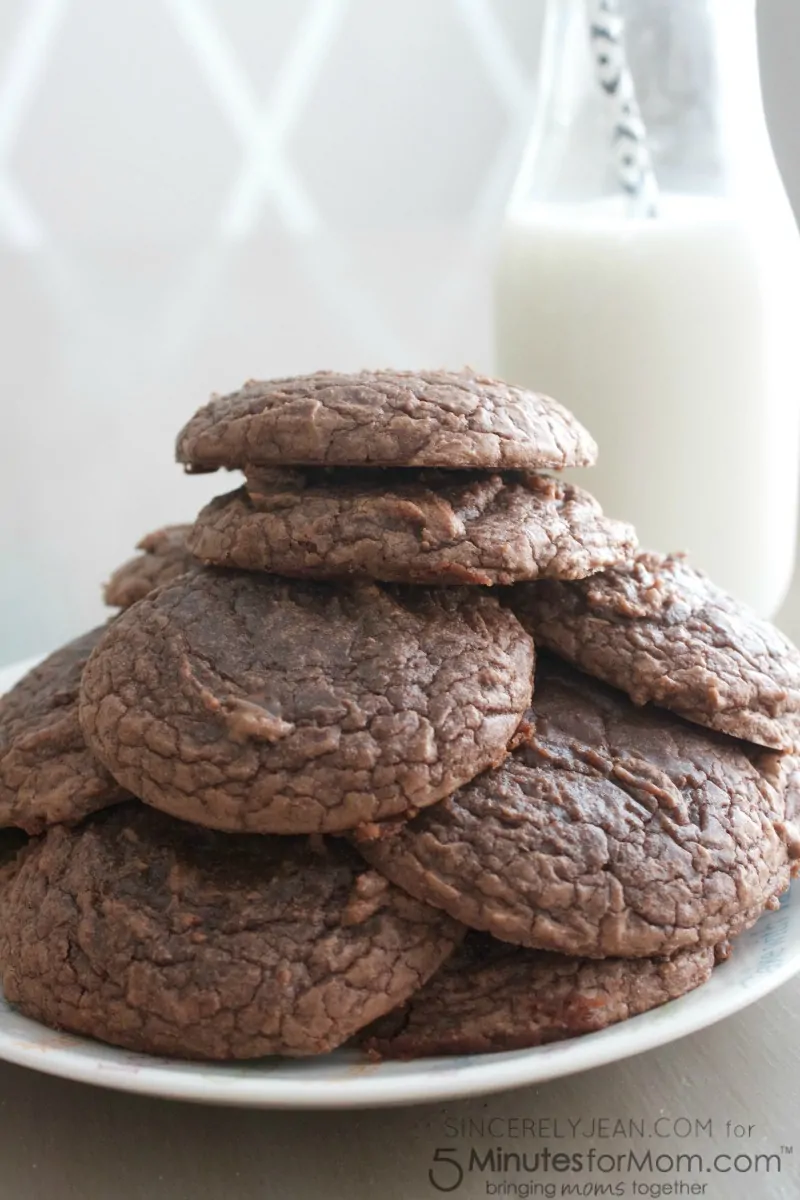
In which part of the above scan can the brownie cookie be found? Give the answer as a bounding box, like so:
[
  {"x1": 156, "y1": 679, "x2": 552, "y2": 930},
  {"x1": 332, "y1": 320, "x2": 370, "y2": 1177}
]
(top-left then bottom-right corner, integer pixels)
[
  {"x1": 175, "y1": 369, "x2": 597, "y2": 472},
  {"x1": 79, "y1": 571, "x2": 534, "y2": 834},
  {"x1": 357, "y1": 657, "x2": 795, "y2": 958},
  {"x1": 0, "y1": 804, "x2": 463, "y2": 1059},
  {"x1": 361, "y1": 934, "x2": 714, "y2": 1058},
  {"x1": 0, "y1": 629, "x2": 129, "y2": 834},
  {"x1": 187, "y1": 468, "x2": 637, "y2": 586},
  {"x1": 104, "y1": 525, "x2": 195, "y2": 609},
  {"x1": 514, "y1": 552, "x2": 800, "y2": 751},
  {"x1": 774, "y1": 755, "x2": 800, "y2": 867}
]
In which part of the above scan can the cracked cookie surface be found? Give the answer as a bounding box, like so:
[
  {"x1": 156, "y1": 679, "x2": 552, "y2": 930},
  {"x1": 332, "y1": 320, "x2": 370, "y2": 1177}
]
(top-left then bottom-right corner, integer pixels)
[
  {"x1": 79, "y1": 570, "x2": 534, "y2": 833},
  {"x1": 104, "y1": 525, "x2": 195, "y2": 609},
  {"x1": 357, "y1": 657, "x2": 796, "y2": 958},
  {"x1": 176, "y1": 369, "x2": 597, "y2": 471},
  {"x1": 0, "y1": 629, "x2": 129, "y2": 833},
  {"x1": 513, "y1": 552, "x2": 800, "y2": 750},
  {"x1": 0, "y1": 803, "x2": 463, "y2": 1059},
  {"x1": 361, "y1": 934, "x2": 714, "y2": 1058},
  {"x1": 188, "y1": 468, "x2": 636, "y2": 586}
]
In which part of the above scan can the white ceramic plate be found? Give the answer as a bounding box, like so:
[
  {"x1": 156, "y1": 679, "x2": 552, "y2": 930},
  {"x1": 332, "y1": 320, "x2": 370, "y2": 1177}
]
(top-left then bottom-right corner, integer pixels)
[{"x1": 1, "y1": 654, "x2": 799, "y2": 1109}]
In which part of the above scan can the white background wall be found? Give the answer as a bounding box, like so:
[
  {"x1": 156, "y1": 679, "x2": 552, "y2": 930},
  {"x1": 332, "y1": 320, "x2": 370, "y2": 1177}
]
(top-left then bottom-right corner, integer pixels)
[{"x1": 0, "y1": 0, "x2": 798, "y2": 664}]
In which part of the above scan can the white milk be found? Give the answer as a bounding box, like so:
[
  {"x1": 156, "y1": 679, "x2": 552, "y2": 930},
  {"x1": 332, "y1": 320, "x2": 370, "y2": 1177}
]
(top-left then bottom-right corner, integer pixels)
[{"x1": 494, "y1": 194, "x2": 800, "y2": 616}]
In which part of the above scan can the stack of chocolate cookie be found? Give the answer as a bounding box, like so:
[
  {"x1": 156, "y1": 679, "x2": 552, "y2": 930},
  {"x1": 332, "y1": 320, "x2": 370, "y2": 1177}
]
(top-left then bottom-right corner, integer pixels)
[{"x1": 1, "y1": 368, "x2": 798, "y2": 1063}]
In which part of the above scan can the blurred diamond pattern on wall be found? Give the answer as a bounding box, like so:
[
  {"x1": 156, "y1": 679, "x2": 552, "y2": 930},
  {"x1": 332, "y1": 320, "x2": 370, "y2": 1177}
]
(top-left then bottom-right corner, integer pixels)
[{"x1": 0, "y1": 0, "x2": 797, "y2": 662}]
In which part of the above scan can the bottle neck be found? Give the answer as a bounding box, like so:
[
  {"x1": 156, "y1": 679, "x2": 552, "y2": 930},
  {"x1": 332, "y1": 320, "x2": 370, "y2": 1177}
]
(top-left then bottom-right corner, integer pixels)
[{"x1": 512, "y1": 0, "x2": 768, "y2": 211}]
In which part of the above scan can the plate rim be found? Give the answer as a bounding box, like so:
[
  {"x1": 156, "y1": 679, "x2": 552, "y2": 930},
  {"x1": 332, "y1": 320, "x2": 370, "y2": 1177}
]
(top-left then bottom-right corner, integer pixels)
[{"x1": 0, "y1": 934, "x2": 796, "y2": 1109}]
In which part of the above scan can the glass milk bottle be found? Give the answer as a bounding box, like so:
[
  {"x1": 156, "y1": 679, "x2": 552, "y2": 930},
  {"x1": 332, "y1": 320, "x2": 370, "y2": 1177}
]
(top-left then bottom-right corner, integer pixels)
[{"x1": 495, "y1": 0, "x2": 800, "y2": 617}]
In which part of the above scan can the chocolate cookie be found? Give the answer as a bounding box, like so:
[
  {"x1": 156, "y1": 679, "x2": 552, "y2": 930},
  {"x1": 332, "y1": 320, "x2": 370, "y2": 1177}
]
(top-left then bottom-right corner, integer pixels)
[
  {"x1": 0, "y1": 804, "x2": 463, "y2": 1059},
  {"x1": 0, "y1": 629, "x2": 128, "y2": 833},
  {"x1": 175, "y1": 369, "x2": 597, "y2": 472},
  {"x1": 357, "y1": 657, "x2": 796, "y2": 958},
  {"x1": 514, "y1": 552, "x2": 800, "y2": 751},
  {"x1": 104, "y1": 525, "x2": 195, "y2": 609},
  {"x1": 187, "y1": 468, "x2": 636, "y2": 586},
  {"x1": 361, "y1": 934, "x2": 714, "y2": 1058},
  {"x1": 79, "y1": 571, "x2": 534, "y2": 834}
]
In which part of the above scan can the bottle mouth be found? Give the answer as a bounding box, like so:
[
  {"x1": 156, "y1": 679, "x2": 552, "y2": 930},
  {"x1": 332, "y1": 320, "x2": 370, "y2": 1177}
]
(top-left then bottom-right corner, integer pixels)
[{"x1": 515, "y1": 0, "x2": 768, "y2": 209}]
